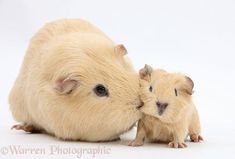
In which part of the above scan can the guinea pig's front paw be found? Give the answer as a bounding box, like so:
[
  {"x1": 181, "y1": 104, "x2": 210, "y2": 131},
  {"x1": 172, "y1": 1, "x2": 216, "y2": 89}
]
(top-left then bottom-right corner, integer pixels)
[
  {"x1": 190, "y1": 134, "x2": 203, "y2": 142},
  {"x1": 128, "y1": 139, "x2": 144, "y2": 146},
  {"x1": 168, "y1": 141, "x2": 187, "y2": 148}
]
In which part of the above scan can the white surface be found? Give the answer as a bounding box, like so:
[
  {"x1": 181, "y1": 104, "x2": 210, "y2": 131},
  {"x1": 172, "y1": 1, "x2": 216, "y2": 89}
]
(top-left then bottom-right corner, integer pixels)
[{"x1": 0, "y1": 0, "x2": 235, "y2": 158}]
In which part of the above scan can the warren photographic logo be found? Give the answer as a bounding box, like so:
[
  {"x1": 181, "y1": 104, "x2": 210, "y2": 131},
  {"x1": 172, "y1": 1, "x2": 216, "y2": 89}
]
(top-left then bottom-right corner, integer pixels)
[{"x1": 0, "y1": 144, "x2": 111, "y2": 158}]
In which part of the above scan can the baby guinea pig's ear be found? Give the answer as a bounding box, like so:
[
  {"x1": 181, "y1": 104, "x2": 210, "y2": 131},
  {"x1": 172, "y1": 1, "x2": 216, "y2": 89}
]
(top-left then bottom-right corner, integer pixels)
[
  {"x1": 181, "y1": 76, "x2": 194, "y2": 95},
  {"x1": 139, "y1": 64, "x2": 153, "y2": 82},
  {"x1": 114, "y1": 44, "x2": 127, "y2": 56},
  {"x1": 54, "y1": 76, "x2": 78, "y2": 94}
]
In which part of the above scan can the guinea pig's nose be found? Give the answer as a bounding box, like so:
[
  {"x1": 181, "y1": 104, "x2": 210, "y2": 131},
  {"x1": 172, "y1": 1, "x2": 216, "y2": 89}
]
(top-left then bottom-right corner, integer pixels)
[
  {"x1": 137, "y1": 101, "x2": 144, "y2": 109},
  {"x1": 156, "y1": 101, "x2": 168, "y2": 115},
  {"x1": 156, "y1": 102, "x2": 168, "y2": 109}
]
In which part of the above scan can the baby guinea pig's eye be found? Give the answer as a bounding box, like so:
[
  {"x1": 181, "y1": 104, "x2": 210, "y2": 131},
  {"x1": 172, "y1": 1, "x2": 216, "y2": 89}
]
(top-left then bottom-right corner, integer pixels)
[
  {"x1": 94, "y1": 84, "x2": 109, "y2": 97},
  {"x1": 149, "y1": 86, "x2": 153, "y2": 92}
]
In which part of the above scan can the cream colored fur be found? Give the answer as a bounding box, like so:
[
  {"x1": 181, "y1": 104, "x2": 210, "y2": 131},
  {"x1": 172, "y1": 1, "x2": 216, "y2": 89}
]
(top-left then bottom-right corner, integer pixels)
[
  {"x1": 129, "y1": 65, "x2": 203, "y2": 148},
  {"x1": 9, "y1": 19, "x2": 142, "y2": 141}
]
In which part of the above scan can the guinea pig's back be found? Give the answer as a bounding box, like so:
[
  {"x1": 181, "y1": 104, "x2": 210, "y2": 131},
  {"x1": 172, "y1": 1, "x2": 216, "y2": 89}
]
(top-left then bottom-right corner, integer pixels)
[
  {"x1": 30, "y1": 19, "x2": 110, "y2": 50},
  {"x1": 23, "y1": 19, "x2": 110, "y2": 68}
]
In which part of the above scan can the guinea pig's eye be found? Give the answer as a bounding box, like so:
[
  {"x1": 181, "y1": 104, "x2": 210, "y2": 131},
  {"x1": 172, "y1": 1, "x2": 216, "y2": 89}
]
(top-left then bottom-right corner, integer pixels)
[
  {"x1": 174, "y1": 88, "x2": 178, "y2": 96},
  {"x1": 94, "y1": 84, "x2": 109, "y2": 97},
  {"x1": 149, "y1": 86, "x2": 153, "y2": 92}
]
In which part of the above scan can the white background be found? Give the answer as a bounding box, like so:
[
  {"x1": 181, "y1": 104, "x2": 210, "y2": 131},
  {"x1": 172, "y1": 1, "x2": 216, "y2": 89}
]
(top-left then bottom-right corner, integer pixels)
[{"x1": 0, "y1": 0, "x2": 235, "y2": 158}]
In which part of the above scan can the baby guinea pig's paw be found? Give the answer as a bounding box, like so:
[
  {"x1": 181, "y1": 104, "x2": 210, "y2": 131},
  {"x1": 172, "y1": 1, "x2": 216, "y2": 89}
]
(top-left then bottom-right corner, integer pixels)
[
  {"x1": 190, "y1": 134, "x2": 203, "y2": 142},
  {"x1": 168, "y1": 141, "x2": 187, "y2": 148},
  {"x1": 128, "y1": 139, "x2": 144, "y2": 147}
]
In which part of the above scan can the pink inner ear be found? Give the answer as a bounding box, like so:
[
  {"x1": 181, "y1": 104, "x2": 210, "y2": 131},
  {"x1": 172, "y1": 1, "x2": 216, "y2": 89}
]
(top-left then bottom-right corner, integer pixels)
[
  {"x1": 115, "y1": 44, "x2": 127, "y2": 56},
  {"x1": 54, "y1": 78, "x2": 77, "y2": 94}
]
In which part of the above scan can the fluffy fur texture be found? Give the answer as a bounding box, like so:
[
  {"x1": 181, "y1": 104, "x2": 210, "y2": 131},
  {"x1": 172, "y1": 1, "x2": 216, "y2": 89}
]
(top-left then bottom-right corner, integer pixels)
[
  {"x1": 9, "y1": 19, "x2": 142, "y2": 141},
  {"x1": 129, "y1": 65, "x2": 203, "y2": 148}
]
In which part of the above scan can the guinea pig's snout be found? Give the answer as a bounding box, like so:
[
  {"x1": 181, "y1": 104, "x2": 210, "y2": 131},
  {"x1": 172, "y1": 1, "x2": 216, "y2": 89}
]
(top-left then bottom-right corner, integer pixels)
[
  {"x1": 156, "y1": 101, "x2": 168, "y2": 115},
  {"x1": 137, "y1": 101, "x2": 144, "y2": 109}
]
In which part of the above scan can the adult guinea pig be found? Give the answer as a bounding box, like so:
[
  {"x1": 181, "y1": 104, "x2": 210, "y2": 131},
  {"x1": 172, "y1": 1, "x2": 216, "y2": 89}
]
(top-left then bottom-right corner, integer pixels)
[{"x1": 9, "y1": 19, "x2": 143, "y2": 141}]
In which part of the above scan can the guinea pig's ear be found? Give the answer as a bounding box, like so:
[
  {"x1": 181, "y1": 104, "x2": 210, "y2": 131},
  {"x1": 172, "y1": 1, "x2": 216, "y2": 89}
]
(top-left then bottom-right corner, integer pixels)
[
  {"x1": 181, "y1": 76, "x2": 194, "y2": 95},
  {"x1": 114, "y1": 44, "x2": 127, "y2": 56},
  {"x1": 139, "y1": 64, "x2": 153, "y2": 82},
  {"x1": 54, "y1": 76, "x2": 78, "y2": 94}
]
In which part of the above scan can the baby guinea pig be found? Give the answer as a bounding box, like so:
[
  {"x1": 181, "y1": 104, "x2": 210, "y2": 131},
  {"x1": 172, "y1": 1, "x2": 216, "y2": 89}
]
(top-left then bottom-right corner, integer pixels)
[
  {"x1": 9, "y1": 19, "x2": 143, "y2": 141},
  {"x1": 129, "y1": 65, "x2": 203, "y2": 148}
]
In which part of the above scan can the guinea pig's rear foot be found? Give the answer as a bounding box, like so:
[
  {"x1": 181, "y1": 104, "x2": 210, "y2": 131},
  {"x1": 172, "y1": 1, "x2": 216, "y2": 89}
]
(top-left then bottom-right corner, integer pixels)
[
  {"x1": 190, "y1": 134, "x2": 203, "y2": 142},
  {"x1": 11, "y1": 123, "x2": 41, "y2": 133},
  {"x1": 168, "y1": 141, "x2": 187, "y2": 148},
  {"x1": 128, "y1": 139, "x2": 144, "y2": 146},
  {"x1": 110, "y1": 137, "x2": 120, "y2": 142}
]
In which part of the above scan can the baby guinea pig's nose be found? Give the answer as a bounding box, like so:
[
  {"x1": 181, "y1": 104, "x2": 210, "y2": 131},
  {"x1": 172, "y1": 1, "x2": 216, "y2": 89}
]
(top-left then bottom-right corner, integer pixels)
[{"x1": 156, "y1": 101, "x2": 168, "y2": 115}]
